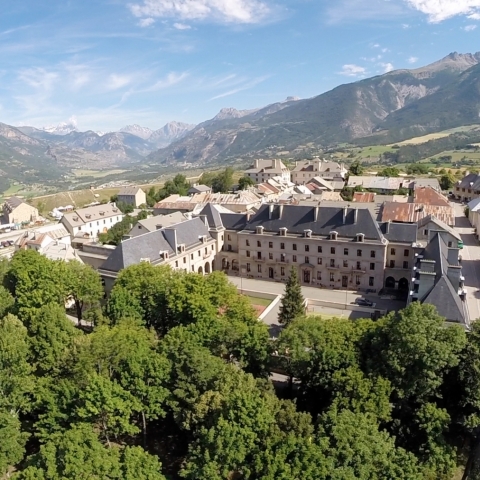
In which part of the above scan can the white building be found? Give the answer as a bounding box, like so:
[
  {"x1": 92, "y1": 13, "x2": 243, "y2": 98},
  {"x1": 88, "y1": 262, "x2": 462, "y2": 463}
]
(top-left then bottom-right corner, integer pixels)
[
  {"x1": 291, "y1": 159, "x2": 347, "y2": 185},
  {"x1": 244, "y1": 159, "x2": 291, "y2": 183},
  {"x1": 61, "y1": 203, "x2": 124, "y2": 240}
]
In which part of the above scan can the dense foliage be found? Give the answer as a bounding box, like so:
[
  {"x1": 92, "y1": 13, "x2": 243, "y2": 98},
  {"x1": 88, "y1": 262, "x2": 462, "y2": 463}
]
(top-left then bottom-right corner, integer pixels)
[{"x1": 2, "y1": 250, "x2": 480, "y2": 478}]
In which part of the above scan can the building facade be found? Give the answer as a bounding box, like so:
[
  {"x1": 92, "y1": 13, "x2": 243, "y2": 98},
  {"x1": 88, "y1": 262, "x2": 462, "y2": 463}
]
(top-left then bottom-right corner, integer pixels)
[
  {"x1": 61, "y1": 203, "x2": 124, "y2": 240},
  {"x1": 117, "y1": 187, "x2": 146, "y2": 207},
  {"x1": 291, "y1": 159, "x2": 347, "y2": 185},
  {"x1": 454, "y1": 173, "x2": 480, "y2": 201},
  {"x1": 244, "y1": 159, "x2": 291, "y2": 183},
  {"x1": 3, "y1": 197, "x2": 39, "y2": 225}
]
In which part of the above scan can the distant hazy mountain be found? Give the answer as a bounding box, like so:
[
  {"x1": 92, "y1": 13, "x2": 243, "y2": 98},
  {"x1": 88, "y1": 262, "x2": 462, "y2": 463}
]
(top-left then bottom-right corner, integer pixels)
[
  {"x1": 146, "y1": 52, "x2": 480, "y2": 165},
  {"x1": 148, "y1": 121, "x2": 195, "y2": 148},
  {"x1": 40, "y1": 118, "x2": 78, "y2": 135},
  {"x1": 120, "y1": 124, "x2": 153, "y2": 140}
]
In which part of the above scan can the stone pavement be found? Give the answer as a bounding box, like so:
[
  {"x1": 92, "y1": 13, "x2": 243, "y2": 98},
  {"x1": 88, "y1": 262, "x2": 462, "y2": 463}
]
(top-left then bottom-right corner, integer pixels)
[
  {"x1": 227, "y1": 275, "x2": 405, "y2": 337},
  {"x1": 453, "y1": 202, "x2": 480, "y2": 323}
]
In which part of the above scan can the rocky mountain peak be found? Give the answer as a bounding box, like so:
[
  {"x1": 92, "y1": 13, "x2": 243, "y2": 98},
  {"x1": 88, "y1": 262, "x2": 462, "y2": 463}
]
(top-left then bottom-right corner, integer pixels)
[
  {"x1": 40, "y1": 117, "x2": 78, "y2": 135},
  {"x1": 212, "y1": 107, "x2": 258, "y2": 121},
  {"x1": 120, "y1": 124, "x2": 153, "y2": 140}
]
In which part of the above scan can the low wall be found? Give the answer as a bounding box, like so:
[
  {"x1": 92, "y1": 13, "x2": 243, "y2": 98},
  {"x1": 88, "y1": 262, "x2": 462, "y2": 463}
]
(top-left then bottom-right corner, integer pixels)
[
  {"x1": 239, "y1": 288, "x2": 282, "y2": 321},
  {"x1": 305, "y1": 298, "x2": 387, "y2": 316}
]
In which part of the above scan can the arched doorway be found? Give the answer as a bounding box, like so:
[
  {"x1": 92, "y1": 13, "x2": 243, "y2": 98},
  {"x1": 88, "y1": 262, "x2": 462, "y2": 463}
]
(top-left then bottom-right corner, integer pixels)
[
  {"x1": 398, "y1": 278, "x2": 409, "y2": 291},
  {"x1": 385, "y1": 276, "x2": 395, "y2": 289},
  {"x1": 198, "y1": 266, "x2": 203, "y2": 275},
  {"x1": 205, "y1": 262, "x2": 211, "y2": 274},
  {"x1": 303, "y1": 269, "x2": 311, "y2": 284},
  {"x1": 222, "y1": 258, "x2": 227, "y2": 270},
  {"x1": 231, "y1": 260, "x2": 238, "y2": 272}
]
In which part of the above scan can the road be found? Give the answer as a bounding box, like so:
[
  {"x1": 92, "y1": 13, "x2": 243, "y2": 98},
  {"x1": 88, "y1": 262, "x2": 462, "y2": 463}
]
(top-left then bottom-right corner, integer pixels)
[
  {"x1": 227, "y1": 275, "x2": 405, "y2": 337},
  {"x1": 453, "y1": 202, "x2": 480, "y2": 323}
]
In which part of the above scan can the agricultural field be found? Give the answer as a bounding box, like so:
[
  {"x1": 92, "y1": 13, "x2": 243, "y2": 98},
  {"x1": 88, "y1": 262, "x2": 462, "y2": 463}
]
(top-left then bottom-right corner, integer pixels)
[{"x1": 72, "y1": 169, "x2": 128, "y2": 178}]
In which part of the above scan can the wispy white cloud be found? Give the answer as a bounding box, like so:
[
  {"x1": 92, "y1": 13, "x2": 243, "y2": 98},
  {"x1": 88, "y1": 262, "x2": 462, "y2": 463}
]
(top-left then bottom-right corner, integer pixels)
[
  {"x1": 173, "y1": 22, "x2": 192, "y2": 29},
  {"x1": 402, "y1": 23, "x2": 410, "y2": 28},
  {"x1": 326, "y1": 0, "x2": 408, "y2": 24},
  {"x1": 338, "y1": 64, "x2": 367, "y2": 77},
  {"x1": 380, "y1": 62, "x2": 394, "y2": 73},
  {"x1": 130, "y1": 0, "x2": 271, "y2": 24},
  {"x1": 18, "y1": 67, "x2": 58, "y2": 91},
  {"x1": 138, "y1": 17, "x2": 155, "y2": 27},
  {"x1": 145, "y1": 71, "x2": 189, "y2": 91},
  {"x1": 407, "y1": 56, "x2": 419, "y2": 63},
  {"x1": 403, "y1": 0, "x2": 480, "y2": 23},
  {"x1": 208, "y1": 75, "x2": 269, "y2": 100},
  {"x1": 463, "y1": 24, "x2": 477, "y2": 30},
  {"x1": 106, "y1": 74, "x2": 132, "y2": 91}
]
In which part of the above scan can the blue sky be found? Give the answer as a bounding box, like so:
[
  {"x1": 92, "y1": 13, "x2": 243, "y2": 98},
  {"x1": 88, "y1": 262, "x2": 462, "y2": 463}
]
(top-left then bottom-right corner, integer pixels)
[{"x1": 1, "y1": 0, "x2": 479, "y2": 132}]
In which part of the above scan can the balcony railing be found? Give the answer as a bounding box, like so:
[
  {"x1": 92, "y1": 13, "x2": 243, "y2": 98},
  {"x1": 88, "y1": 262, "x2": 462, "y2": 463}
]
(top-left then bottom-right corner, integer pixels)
[
  {"x1": 327, "y1": 264, "x2": 340, "y2": 270},
  {"x1": 277, "y1": 258, "x2": 290, "y2": 263}
]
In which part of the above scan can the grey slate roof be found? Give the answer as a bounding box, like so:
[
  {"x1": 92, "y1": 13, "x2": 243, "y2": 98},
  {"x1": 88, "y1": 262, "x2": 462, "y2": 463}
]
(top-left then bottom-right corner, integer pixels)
[
  {"x1": 188, "y1": 184, "x2": 211, "y2": 194},
  {"x1": 199, "y1": 203, "x2": 223, "y2": 229},
  {"x1": 417, "y1": 215, "x2": 462, "y2": 241},
  {"x1": 221, "y1": 204, "x2": 384, "y2": 240},
  {"x1": 4, "y1": 196, "x2": 25, "y2": 209},
  {"x1": 118, "y1": 187, "x2": 142, "y2": 196},
  {"x1": 457, "y1": 173, "x2": 480, "y2": 190},
  {"x1": 379, "y1": 222, "x2": 417, "y2": 243},
  {"x1": 101, "y1": 217, "x2": 211, "y2": 273}
]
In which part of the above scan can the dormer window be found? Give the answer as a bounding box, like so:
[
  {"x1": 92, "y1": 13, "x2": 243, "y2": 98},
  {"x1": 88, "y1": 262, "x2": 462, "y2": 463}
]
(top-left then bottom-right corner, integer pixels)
[
  {"x1": 356, "y1": 233, "x2": 365, "y2": 243},
  {"x1": 330, "y1": 231, "x2": 338, "y2": 240},
  {"x1": 140, "y1": 258, "x2": 150, "y2": 263},
  {"x1": 256, "y1": 226, "x2": 264, "y2": 234},
  {"x1": 279, "y1": 227, "x2": 287, "y2": 236},
  {"x1": 160, "y1": 251, "x2": 169, "y2": 259},
  {"x1": 304, "y1": 229, "x2": 312, "y2": 238},
  {"x1": 85, "y1": 214, "x2": 91, "y2": 219},
  {"x1": 100, "y1": 211, "x2": 105, "y2": 216},
  {"x1": 178, "y1": 244, "x2": 185, "y2": 253}
]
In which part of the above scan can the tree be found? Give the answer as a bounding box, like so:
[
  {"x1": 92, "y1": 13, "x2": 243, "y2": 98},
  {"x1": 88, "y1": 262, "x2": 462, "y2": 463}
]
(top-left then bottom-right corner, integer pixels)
[
  {"x1": 64, "y1": 261, "x2": 104, "y2": 323},
  {"x1": 0, "y1": 410, "x2": 28, "y2": 478},
  {"x1": 0, "y1": 285, "x2": 14, "y2": 318},
  {"x1": 349, "y1": 160, "x2": 364, "y2": 176},
  {"x1": 238, "y1": 176, "x2": 255, "y2": 190},
  {"x1": 378, "y1": 167, "x2": 400, "y2": 177},
  {"x1": 439, "y1": 173, "x2": 456, "y2": 191},
  {"x1": 99, "y1": 215, "x2": 135, "y2": 245},
  {"x1": 278, "y1": 267, "x2": 304, "y2": 326},
  {"x1": 211, "y1": 167, "x2": 234, "y2": 193}
]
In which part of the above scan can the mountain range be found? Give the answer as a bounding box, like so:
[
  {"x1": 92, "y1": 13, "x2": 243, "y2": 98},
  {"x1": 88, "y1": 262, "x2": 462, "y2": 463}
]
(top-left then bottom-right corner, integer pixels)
[{"x1": 1, "y1": 52, "x2": 480, "y2": 186}]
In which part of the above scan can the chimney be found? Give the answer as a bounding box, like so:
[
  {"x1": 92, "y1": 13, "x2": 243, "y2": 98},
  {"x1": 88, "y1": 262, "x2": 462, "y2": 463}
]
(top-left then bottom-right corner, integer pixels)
[
  {"x1": 385, "y1": 220, "x2": 390, "y2": 234},
  {"x1": 269, "y1": 204, "x2": 275, "y2": 220},
  {"x1": 354, "y1": 208, "x2": 358, "y2": 224},
  {"x1": 314, "y1": 206, "x2": 319, "y2": 222},
  {"x1": 254, "y1": 159, "x2": 260, "y2": 169},
  {"x1": 199, "y1": 214, "x2": 208, "y2": 227},
  {"x1": 278, "y1": 204, "x2": 283, "y2": 219},
  {"x1": 343, "y1": 206, "x2": 348, "y2": 224},
  {"x1": 163, "y1": 228, "x2": 178, "y2": 252}
]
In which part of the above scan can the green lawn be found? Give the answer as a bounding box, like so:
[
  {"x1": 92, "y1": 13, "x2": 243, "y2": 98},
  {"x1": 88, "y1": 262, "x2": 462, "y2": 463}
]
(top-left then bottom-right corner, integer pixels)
[{"x1": 245, "y1": 295, "x2": 272, "y2": 307}]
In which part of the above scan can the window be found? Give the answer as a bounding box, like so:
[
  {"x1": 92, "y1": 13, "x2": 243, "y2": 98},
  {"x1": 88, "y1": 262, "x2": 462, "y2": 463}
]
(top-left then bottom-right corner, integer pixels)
[
  {"x1": 281, "y1": 267, "x2": 285, "y2": 276},
  {"x1": 318, "y1": 246, "x2": 322, "y2": 253},
  {"x1": 447, "y1": 242, "x2": 453, "y2": 248},
  {"x1": 390, "y1": 248, "x2": 396, "y2": 255},
  {"x1": 269, "y1": 241, "x2": 273, "y2": 248},
  {"x1": 246, "y1": 239, "x2": 250, "y2": 246},
  {"x1": 305, "y1": 256, "x2": 309, "y2": 264},
  {"x1": 191, "y1": 254, "x2": 194, "y2": 260},
  {"x1": 356, "y1": 275, "x2": 361, "y2": 285},
  {"x1": 318, "y1": 257, "x2": 322, "y2": 265},
  {"x1": 211, "y1": 245, "x2": 214, "y2": 250},
  {"x1": 257, "y1": 265, "x2": 262, "y2": 273},
  {"x1": 280, "y1": 254, "x2": 286, "y2": 262},
  {"x1": 404, "y1": 249, "x2": 409, "y2": 256},
  {"x1": 247, "y1": 263, "x2": 251, "y2": 272},
  {"x1": 183, "y1": 257, "x2": 186, "y2": 264},
  {"x1": 357, "y1": 249, "x2": 362, "y2": 257},
  {"x1": 257, "y1": 241, "x2": 261, "y2": 247},
  {"x1": 305, "y1": 244, "x2": 310, "y2": 252},
  {"x1": 175, "y1": 261, "x2": 178, "y2": 267},
  {"x1": 228, "y1": 234, "x2": 231, "y2": 241},
  {"x1": 330, "y1": 273, "x2": 335, "y2": 282},
  {"x1": 293, "y1": 244, "x2": 297, "y2": 251},
  {"x1": 246, "y1": 251, "x2": 250, "y2": 257},
  {"x1": 317, "y1": 272, "x2": 322, "y2": 280},
  {"x1": 370, "y1": 250, "x2": 376, "y2": 258},
  {"x1": 280, "y1": 243, "x2": 285, "y2": 250},
  {"x1": 257, "y1": 251, "x2": 262, "y2": 259},
  {"x1": 293, "y1": 255, "x2": 297, "y2": 262},
  {"x1": 423, "y1": 229, "x2": 428, "y2": 235},
  {"x1": 344, "y1": 248, "x2": 348, "y2": 255},
  {"x1": 330, "y1": 259, "x2": 335, "y2": 267},
  {"x1": 370, "y1": 263, "x2": 375, "y2": 270},
  {"x1": 390, "y1": 260, "x2": 395, "y2": 268},
  {"x1": 369, "y1": 277, "x2": 374, "y2": 286},
  {"x1": 331, "y1": 247, "x2": 335, "y2": 254},
  {"x1": 403, "y1": 261, "x2": 409, "y2": 269},
  {"x1": 269, "y1": 253, "x2": 273, "y2": 260},
  {"x1": 198, "y1": 251, "x2": 201, "y2": 257},
  {"x1": 205, "y1": 247, "x2": 208, "y2": 254},
  {"x1": 343, "y1": 260, "x2": 348, "y2": 268}
]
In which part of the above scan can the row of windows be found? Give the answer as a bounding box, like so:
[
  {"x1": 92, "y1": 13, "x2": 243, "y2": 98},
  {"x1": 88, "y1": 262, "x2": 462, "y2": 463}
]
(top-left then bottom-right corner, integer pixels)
[
  {"x1": 245, "y1": 263, "x2": 375, "y2": 286},
  {"x1": 173, "y1": 245, "x2": 215, "y2": 267}
]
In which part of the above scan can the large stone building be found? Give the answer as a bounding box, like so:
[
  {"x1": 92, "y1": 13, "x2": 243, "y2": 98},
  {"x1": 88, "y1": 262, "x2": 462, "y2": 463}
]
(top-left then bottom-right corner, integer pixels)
[
  {"x1": 212, "y1": 203, "x2": 418, "y2": 294},
  {"x1": 98, "y1": 214, "x2": 221, "y2": 293},
  {"x1": 2, "y1": 197, "x2": 38, "y2": 225},
  {"x1": 117, "y1": 187, "x2": 146, "y2": 207},
  {"x1": 454, "y1": 173, "x2": 480, "y2": 201},
  {"x1": 291, "y1": 159, "x2": 347, "y2": 185},
  {"x1": 61, "y1": 203, "x2": 124, "y2": 240},
  {"x1": 244, "y1": 159, "x2": 291, "y2": 183}
]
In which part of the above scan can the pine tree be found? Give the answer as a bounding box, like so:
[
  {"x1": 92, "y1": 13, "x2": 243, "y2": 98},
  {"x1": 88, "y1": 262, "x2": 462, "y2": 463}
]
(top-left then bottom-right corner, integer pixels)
[{"x1": 278, "y1": 267, "x2": 305, "y2": 326}]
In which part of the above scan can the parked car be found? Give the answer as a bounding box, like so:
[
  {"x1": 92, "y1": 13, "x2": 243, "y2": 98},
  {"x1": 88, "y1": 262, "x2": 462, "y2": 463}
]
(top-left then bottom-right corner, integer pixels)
[
  {"x1": 355, "y1": 298, "x2": 375, "y2": 307},
  {"x1": 1, "y1": 241, "x2": 9, "y2": 248}
]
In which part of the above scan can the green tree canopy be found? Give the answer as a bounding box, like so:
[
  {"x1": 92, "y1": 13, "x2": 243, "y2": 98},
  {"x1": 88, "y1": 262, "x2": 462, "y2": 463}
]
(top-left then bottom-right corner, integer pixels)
[{"x1": 278, "y1": 267, "x2": 304, "y2": 326}]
